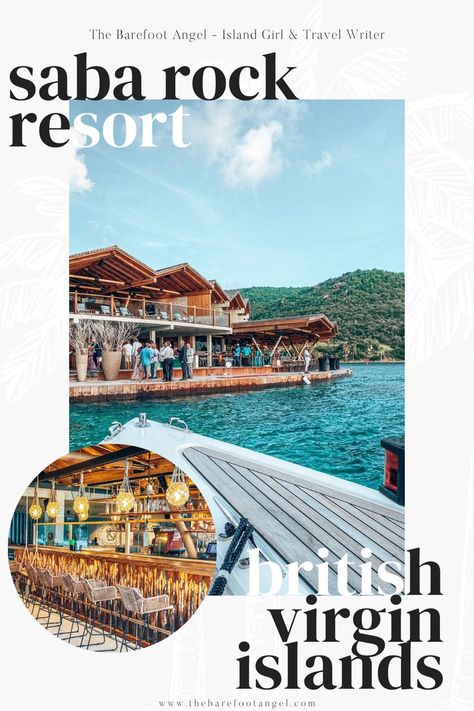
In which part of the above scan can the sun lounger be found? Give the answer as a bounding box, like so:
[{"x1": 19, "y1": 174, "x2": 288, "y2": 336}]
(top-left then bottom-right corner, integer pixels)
[
  {"x1": 100, "y1": 304, "x2": 111, "y2": 315},
  {"x1": 119, "y1": 307, "x2": 132, "y2": 317}
]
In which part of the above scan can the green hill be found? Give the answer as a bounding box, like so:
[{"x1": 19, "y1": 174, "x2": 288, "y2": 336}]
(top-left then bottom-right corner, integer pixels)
[{"x1": 240, "y1": 269, "x2": 404, "y2": 360}]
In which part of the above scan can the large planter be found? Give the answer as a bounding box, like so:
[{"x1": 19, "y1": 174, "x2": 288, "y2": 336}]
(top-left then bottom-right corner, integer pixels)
[
  {"x1": 102, "y1": 351, "x2": 122, "y2": 381},
  {"x1": 75, "y1": 352, "x2": 88, "y2": 382}
]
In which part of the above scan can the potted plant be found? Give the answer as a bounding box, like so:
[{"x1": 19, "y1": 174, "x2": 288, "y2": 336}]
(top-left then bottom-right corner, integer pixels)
[
  {"x1": 70, "y1": 321, "x2": 93, "y2": 382},
  {"x1": 95, "y1": 321, "x2": 137, "y2": 381}
]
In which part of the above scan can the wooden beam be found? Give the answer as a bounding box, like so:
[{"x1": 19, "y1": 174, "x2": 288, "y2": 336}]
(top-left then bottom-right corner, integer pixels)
[
  {"x1": 270, "y1": 335, "x2": 282, "y2": 358},
  {"x1": 39, "y1": 446, "x2": 147, "y2": 482},
  {"x1": 251, "y1": 336, "x2": 263, "y2": 356},
  {"x1": 296, "y1": 340, "x2": 309, "y2": 359}
]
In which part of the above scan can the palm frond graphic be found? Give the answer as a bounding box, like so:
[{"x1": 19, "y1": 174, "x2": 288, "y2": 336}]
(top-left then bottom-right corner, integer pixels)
[
  {"x1": 15, "y1": 175, "x2": 68, "y2": 218},
  {"x1": 323, "y1": 47, "x2": 407, "y2": 98},
  {"x1": 406, "y1": 95, "x2": 474, "y2": 363},
  {"x1": 289, "y1": 3, "x2": 324, "y2": 98}
]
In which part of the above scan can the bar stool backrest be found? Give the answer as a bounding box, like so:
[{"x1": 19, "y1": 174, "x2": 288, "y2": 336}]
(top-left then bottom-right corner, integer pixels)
[
  {"x1": 40, "y1": 568, "x2": 62, "y2": 588},
  {"x1": 60, "y1": 573, "x2": 83, "y2": 595},
  {"x1": 25, "y1": 562, "x2": 38, "y2": 584},
  {"x1": 82, "y1": 578, "x2": 117, "y2": 603},
  {"x1": 117, "y1": 586, "x2": 170, "y2": 615},
  {"x1": 117, "y1": 586, "x2": 143, "y2": 615}
]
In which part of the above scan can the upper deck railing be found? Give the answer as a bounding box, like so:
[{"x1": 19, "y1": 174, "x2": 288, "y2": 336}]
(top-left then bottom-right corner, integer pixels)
[{"x1": 69, "y1": 292, "x2": 230, "y2": 328}]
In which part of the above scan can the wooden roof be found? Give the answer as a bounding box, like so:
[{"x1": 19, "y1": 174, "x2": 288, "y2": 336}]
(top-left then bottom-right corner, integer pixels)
[
  {"x1": 41, "y1": 444, "x2": 174, "y2": 487},
  {"x1": 70, "y1": 246, "x2": 156, "y2": 285},
  {"x1": 154, "y1": 263, "x2": 215, "y2": 295},
  {"x1": 231, "y1": 314, "x2": 337, "y2": 342},
  {"x1": 209, "y1": 280, "x2": 230, "y2": 305},
  {"x1": 70, "y1": 247, "x2": 229, "y2": 302}
]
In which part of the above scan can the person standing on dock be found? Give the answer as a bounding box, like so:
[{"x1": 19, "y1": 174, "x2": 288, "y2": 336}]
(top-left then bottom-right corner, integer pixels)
[
  {"x1": 161, "y1": 340, "x2": 174, "y2": 382},
  {"x1": 233, "y1": 343, "x2": 241, "y2": 366},
  {"x1": 185, "y1": 341, "x2": 195, "y2": 379},
  {"x1": 150, "y1": 341, "x2": 159, "y2": 379},
  {"x1": 140, "y1": 342, "x2": 153, "y2": 380},
  {"x1": 131, "y1": 337, "x2": 141, "y2": 368},
  {"x1": 131, "y1": 346, "x2": 143, "y2": 380},
  {"x1": 123, "y1": 339, "x2": 133, "y2": 370},
  {"x1": 242, "y1": 343, "x2": 251, "y2": 366},
  {"x1": 304, "y1": 348, "x2": 311, "y2": 373},
  {"x1": 178, "y1": 339, "x2": 188, "y2": 381}
]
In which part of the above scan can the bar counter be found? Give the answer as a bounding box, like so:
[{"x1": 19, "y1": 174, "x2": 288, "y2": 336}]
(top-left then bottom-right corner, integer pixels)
[{"x1": 11, "y1": 546, "x2": 215, "y2": 631}]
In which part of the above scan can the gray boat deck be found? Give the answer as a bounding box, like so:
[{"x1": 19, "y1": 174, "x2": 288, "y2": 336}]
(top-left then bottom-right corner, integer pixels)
[{"x1": 184, "y1": 446, "x2": 405, "y2": 594}]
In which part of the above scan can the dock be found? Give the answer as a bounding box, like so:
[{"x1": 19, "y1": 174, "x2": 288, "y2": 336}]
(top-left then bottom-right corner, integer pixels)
[{"x1": 70, "y1": 367, "x2": 352, "y2": 403}]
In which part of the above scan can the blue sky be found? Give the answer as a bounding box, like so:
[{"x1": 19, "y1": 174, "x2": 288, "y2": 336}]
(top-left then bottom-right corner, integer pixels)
[{"x1": 70, "y1": 100, "x2": 404, "y2": 288}]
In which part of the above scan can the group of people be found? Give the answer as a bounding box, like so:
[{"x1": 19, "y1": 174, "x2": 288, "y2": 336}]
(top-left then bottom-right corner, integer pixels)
[{"x1": 125, "y1": 338, "x2": 195, "y2": 382}]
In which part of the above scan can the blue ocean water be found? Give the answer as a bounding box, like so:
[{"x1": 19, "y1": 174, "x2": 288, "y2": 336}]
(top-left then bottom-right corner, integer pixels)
[{"x1": 69, "y1": 364, "x2": 404, "y2": 490}]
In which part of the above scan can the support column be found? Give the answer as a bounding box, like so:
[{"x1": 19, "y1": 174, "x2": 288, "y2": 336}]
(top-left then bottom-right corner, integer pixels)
[
  {"x1": 169, "y1": 508, "x2": 197, "y2": 558},
  {"x1": 189, "y1": 335, "x2": 196, "y2": 349},
  {"x1": 206, "y1": 334, "x2": 212, "y2": 367},
  {"x1": 124, "y1": 523, "x2": 131, "y2": 555},
  {"x1": 54, "y1": 490, "x2": 66, "y2": 545}
]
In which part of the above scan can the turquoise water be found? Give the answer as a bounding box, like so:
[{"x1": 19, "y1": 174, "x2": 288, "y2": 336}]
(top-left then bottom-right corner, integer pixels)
[{"x1": 69, "y1": 364, "x2": 404, "y2": 490}]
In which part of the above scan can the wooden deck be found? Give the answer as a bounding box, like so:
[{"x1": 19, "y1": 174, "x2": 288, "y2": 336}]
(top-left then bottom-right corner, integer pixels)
[
  {"x1": 70, "y1": 368, "x2": 351, "y2": 403},
  {"x1": 183, "y1": 446, "x2": 404, "y2": 594}
]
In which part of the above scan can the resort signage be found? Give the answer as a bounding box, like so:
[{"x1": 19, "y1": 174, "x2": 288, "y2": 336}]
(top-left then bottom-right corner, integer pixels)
[{"x1": 9, "y1": 52, "x2": 299, "y2": 148}]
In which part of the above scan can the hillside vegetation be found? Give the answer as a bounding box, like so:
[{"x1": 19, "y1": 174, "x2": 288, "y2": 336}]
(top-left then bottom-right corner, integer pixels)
[{"x1": 240, "y1": 269, "x2": 404, "y2": 360}]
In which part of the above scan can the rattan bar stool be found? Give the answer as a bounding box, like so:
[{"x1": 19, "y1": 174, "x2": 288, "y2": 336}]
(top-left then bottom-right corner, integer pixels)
[
  {"x1": 37, "y1": 568, "x2": 65, "y2": 634},
  {"x1": 81, "y1": 579, "x2": 120, "y2": 651},
  {"x1": 24, "y1": 563, "x2": 49, "y2": 622},
  {"x1": 58, "y1": 573, "x2": 84, "y2": 643},
  {"x1": 117, "y1": 585, "x2": 172, "y2": 651}
]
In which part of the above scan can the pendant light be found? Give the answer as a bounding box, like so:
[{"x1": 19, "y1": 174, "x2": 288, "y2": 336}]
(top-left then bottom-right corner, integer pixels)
[
  {"x1": 28, "y1": 477, "x2": 43, "y2": 520},
  {"x1": 46, "y1": 481, "x2": 61, "y2": 519},
  {"x1": 143, "y1": 453, "x2": 154, "y2": 495},
  {"x1": 165, "y1": 467, "x2": 190, "y2": 508},
  {"x1": 116, "y1": 459, "x2": 135, "y2": 513},
  {"x1": 73, "y1": 471, "x2": 89, "y2": 517}
]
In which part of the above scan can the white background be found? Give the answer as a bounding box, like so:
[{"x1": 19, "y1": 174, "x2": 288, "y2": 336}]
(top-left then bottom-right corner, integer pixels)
[{"x1": 1, "y1": 1, "x2": 474, "y2": 709}]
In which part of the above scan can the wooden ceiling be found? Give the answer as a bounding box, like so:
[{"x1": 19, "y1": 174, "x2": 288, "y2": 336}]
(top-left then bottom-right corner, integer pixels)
[
  {"x1": 41, "y1": 445, "x2": 175, "y2": 487},
  {"x1": 154, "y1": 263, "x2": 218, "y2": 299},
  {"x1": 231, "y1": 314, "x2": 337, "y2": 342},
  {"x1": 69, "y1": 247, "x2": 227, "y2": 303}
]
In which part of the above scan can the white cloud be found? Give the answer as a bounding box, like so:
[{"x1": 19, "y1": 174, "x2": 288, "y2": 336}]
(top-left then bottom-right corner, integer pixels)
[
  {"x1": 189, "y1": 103, "x2": 289, "y2": 188},
  {"x1": 69, "y1": 130, "x2": 94, "y2": 193},
  {"x1": 224, "y1": 121, "x2": 284, "y2": 187},
  {"x1": 303, "y1": 151, "x2": 333, "y2": 176}
]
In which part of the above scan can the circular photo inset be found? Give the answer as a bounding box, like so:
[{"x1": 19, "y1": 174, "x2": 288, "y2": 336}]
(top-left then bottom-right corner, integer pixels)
[{"x1": 8, "y1": 444, "x2": 216, "y2": 652}]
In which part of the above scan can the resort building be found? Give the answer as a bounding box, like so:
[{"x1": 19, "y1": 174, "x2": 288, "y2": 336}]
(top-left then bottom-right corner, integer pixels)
[
  {"x1": 70, "y1": 246, "x2": 233, "y2": 366},
  {"x1": 8, "y1": 444, "x2": 215, "y2": 651},
  {"x1": 68, "y1": 245, "x2": 349, "y2": 402}
]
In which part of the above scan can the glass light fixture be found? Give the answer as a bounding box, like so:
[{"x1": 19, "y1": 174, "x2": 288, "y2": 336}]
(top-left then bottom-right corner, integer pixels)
[
  {"x1": 46, "y1": 481, "x2": 61, "y2": 519},
  {"x1": 78, "y1": 510, "x2": 89, "y2": 522},
  {"x1": 73, "y1": 471, "x2": 89, "y2": 517},
  {"x1": 116, "y1": 459, "x2": 135, "y2": 513},
  {"x1": 29, "y1": 477, "x2": 43, "y2": 520},
  {"x1": 165, "y1": 467, "x2": 190, "y2": 508},
  {"x1": 144, "y1": 481, "x2": 154, "y2": 496}
]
